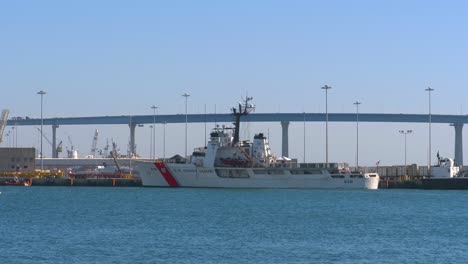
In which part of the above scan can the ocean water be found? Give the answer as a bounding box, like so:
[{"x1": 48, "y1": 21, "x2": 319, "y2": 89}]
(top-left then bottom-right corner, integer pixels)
[{"x1": 1, "y1": 187, "x2": 468, "y2": 264}]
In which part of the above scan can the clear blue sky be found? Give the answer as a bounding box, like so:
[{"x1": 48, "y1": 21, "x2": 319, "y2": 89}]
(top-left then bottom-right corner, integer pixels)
[{"x1": 1, "y1": 0, "x2": 467, "y2": 166}]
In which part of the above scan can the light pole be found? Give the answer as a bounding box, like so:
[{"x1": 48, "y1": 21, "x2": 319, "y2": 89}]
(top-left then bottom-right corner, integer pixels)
[
  {"x1": 425, "y1": 87, "x2": 434, "y2": 175},
  {"x1": 10, "y1": 127, "x2": 16, "y2": 148},
  {"x1": 354, "y1": 101, "x2": 361, "y2": 171},
  {"x1": 163, "y1": 121, "x2": 166, "y2": 160},
  {"x1": 204, "y1": 104, "x2": 207, "y2": 147},
  {"x1": 303, "y1": 112, "x2": 306, "y2": 163},
  {"x1": 5, "y1": 131, "x2": 10, "y2": 147},
  {"x1": 399, "y1": 130, "x2": 413, "y2": 176},
  {"x1": 321, "y1": 85, "x2": 332, "y2": 168},
  {"x1": 149, "y1": 125, "x2": 153, "y2": 159},
  {"x1": 150, "y1": 105, "x2": 158, "y2": 160},
  {"x1": 37, "y1": 90, "x2": 46, "y2": 171},
  {"x1": 182, "y1": 93, "x2": 190, "y2": 158}
]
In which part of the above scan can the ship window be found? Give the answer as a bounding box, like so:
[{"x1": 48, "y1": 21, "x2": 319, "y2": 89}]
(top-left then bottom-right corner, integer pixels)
[
  {"x1": 253, "y1": 169, "x2": 266, "y2": 174},
  {"x1": 304, "y1": 170, "x2": 322, "y2": 175},
  {"x1": 268, "y1": 170, "x2": 284, "y2": 175},
  {"x1": 331, "y1": 175, "x2": 345, "y2": 178},
  {"x1": 290, "y1": 170, "x2": 304, "y2": 175},
  {"x1": 215, "y1": 169, "x2": 249, "y2": 178},
  {"x1": 367, "y1": 174, "x2": 377, "y2": 177},
  {"x1": 350, "y1": 174, "x2": 363, "y2": 178}
]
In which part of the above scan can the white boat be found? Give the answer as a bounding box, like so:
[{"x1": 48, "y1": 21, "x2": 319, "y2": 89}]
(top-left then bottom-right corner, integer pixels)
[
  {"x1": 134, "y1": 97, "x2": 379, "y2": 189},
  {"x1": 431, "y1": 156, "x2": 460, "y2": 178},
  {"x1": 421, "y1": 154, "x2": 468, "y2": 189}
]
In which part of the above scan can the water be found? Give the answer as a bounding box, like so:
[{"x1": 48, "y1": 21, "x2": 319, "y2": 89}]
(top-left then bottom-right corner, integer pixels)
[{"x1": 1, "y1": 187, "x2": 468, "y2": 264}]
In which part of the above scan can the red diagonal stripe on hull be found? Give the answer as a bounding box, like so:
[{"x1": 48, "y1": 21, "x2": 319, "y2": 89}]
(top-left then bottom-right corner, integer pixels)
[{"x1": 154, "y1": 162, "x2": 179, "y2": 187}]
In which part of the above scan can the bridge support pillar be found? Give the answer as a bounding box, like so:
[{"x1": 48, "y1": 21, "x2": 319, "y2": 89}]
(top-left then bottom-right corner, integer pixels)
[
  {"x1": 281, "y1": 121, "x2": 289, "y2": 157},
  {"x1": 453, "y1": 123, "x2": 463, "y2": 166},
  {"x1": 129, "y1": 124, "x2": 136, "y2": 157},
  {"x1": 52, "y1": 125, "x2": 59, "y2": 158}
]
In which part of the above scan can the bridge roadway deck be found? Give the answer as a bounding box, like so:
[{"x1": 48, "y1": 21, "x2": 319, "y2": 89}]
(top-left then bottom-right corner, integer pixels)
[
  {"x1": 6, "y1": 113, "x2": 467, "y2": 166},
  {"x1": 6, "y1": 113, "x2": 468, "y2": 126}
]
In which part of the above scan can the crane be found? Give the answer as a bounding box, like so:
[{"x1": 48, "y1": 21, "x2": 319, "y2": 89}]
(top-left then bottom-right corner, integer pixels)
[
  {"x1": 35, "y1": 127, "x2": 63, "y2": 156},
  {"x1": 103, "y1": 138, "x2": 110, "y2": 157},
  {"x1": 0, "y1": 109, "x2": 10, "y2": 144},
  {"x1": 56, "y1": 141, "x2": 63, "y2": 153},
  {"x1": 111, "y1": 139, "x2": 120, "y2": 157},
  {"x1": 90, "y1": 129, "x2": 99, "y2": 158},
  {"x1": 98, "y1": 138, "x2": 110, "y2": 158},
  {"x1": 66, "y1": 135, "x2": 78, "y2": 158},
  {"x1": 110, "y1": 141, "x2": 122, "y2": 174},
  {"x1": 36, "y1": 127, "x2": 53, "y2": 146}
]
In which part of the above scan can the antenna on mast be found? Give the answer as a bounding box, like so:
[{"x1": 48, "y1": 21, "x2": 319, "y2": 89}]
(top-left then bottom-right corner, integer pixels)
[{"x1": 231, "y1": 96, "x2": 255, "y2": 145}]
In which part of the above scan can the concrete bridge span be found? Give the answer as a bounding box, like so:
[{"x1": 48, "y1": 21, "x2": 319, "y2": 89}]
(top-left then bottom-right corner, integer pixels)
[{"x1": 7, "y1": 113, "x2": 467, "y2": 165}]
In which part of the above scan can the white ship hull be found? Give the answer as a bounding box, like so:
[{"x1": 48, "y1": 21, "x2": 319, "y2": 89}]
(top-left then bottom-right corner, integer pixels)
[{"x1": 135, "y1": 161, "x2": 379, "y2": 189}]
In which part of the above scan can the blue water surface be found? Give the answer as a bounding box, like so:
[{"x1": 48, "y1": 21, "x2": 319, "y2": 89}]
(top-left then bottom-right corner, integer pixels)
[{"x1": 1, "y1": 187, "x2": 468, "y2": 264}]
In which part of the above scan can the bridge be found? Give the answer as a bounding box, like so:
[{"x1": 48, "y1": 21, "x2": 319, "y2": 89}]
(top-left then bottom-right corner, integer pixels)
[{"x1": 6, "y1": 113, "x2": 468, "y2": 165}]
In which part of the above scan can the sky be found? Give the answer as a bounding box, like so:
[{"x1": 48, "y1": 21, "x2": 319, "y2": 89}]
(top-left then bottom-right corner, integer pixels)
[{"x1": 1, "y1": 0, "x2": 467, "y2": 166}]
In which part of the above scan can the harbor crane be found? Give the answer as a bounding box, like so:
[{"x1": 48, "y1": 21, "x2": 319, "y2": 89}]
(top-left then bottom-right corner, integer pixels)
[
  {"x1": 98, "y1": 138, "x2": 110, "y2": 158},
  {"x1": 56, "y1": 141, "x2": 63, "y2": 153},
  {"x1": 35, "y1": 127, "x2": 63, "y2": 156},
  {"x1": 0, "y1": 109, "x2": 10, "y2": 144},
  {"x1": 110, "y1": 141, "x2": 122, "y2": 174},
  {"x1": 90, "y1": 129, "x2": 99, "y2": 158},
  {"x1": 66, "y1": 135, "x2": 78, "y2": 158}
]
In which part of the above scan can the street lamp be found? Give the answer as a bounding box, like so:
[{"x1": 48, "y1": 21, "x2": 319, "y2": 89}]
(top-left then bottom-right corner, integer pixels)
[
  {"x1": 149, "y1": 125, "x2": 153, "y2": 159},
  {"x1": 163, "y1": 121, "x2": 166, "y2": 160},
  {"x1": 182, "y1": 93, "x2": 190, "y2": 158},
  {"x1": 354, "y1": 101, "x2": 361, "y2": 171},
  {"x1": 321, "y1": 85, "x2": 332, "y2": 168},
  {"x1": 10, "y1": 126, "x2": 17, "y2": 148},
  {"x1": 150, "y1": 105, "x2": 158, "y2": 160},
  {"x1": 425, "y1": 87, "x2": 434, "y2": 174},
  {"x1": 15, "y1": 125, "x2": 17, "y2": 147},
  {"x1": 399, "y1": 130, "x2": 413, "y2": 176},
  {"x1": 5, "y1": 131, "x2": 10, "y2": 147},
  {"x1": 37, "y1": 90, "x2": 46, "y2": 171},
  {"x1": 303, "y1": 112, "x2": 306, "y2": 163}
]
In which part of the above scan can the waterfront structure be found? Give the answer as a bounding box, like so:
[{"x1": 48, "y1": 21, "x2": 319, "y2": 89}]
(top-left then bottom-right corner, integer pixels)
[
  {"x1": 6, "y1": 113, "x2": 468, "y2": 166},
  {"x1": 0, "y1": 148, "x2": 35, "y2": 172}
]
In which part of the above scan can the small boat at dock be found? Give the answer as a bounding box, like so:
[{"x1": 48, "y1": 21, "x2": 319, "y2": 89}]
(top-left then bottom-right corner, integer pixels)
[
  {"x1": 421, "y1": 155, "x2": 468, "y2": 190},
  {"x1": 3, "y1": 177, "x2": 30, "y2": 186}
]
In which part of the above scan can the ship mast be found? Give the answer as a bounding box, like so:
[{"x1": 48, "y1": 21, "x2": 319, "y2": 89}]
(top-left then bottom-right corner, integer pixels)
[{"x1": 231, "y1": 97, "x2": 255, "y2": 145}]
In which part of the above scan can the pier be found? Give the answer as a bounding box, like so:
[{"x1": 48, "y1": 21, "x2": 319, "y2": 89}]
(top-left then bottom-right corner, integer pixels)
[{"x1": 0, "y1": 176, "x2": 141, "y2": 187}]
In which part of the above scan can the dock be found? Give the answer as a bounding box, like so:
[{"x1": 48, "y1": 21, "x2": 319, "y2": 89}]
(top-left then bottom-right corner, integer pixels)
[{"x1": 0, "y1": 177, "x2": 142, "y2": 187}]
